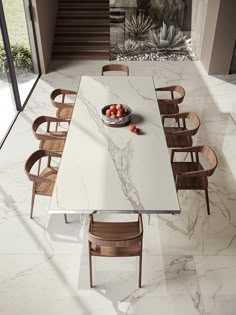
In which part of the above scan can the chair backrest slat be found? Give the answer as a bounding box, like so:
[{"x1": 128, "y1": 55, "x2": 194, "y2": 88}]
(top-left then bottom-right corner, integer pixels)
[{"x1": 102, "y1": 64, "x2": 129, "y2": 76}]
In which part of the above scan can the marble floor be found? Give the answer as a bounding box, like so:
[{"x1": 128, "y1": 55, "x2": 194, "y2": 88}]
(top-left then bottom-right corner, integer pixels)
[{"x1": 0, "y1": 60, "x2": 236, "y2": 315}]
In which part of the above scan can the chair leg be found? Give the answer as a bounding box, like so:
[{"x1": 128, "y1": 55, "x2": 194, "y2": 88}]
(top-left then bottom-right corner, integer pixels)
[
  {"x1": 175, "y1": 118, "x2": 180, "y2": 128},
  {"x1": 30, "y1": 190, "x2": 35, "y2": 219},
  {"x1": 190, "y1": 152, "x2": 194, "y2": 162},
  {"x1": 139, "y1": 244, "x2": 143, "y2": 288},
  {"x1": 64, "y1": 214, "x2": 68, "y2": 224},
  {"x1": 205, "y1": 189, "x2": 210, "y2": 215},
  {"x1": 88, "y1": 242, "x2": 93, "y2": 288}
]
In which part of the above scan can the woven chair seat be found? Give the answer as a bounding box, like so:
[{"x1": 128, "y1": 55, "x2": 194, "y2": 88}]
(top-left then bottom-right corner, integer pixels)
[
  {"x1": 35, "y1": 166, "x2": 58, "y2": 195},
  {"x1": 56, "y1": 106, "x2": 73, "y2": 120}
]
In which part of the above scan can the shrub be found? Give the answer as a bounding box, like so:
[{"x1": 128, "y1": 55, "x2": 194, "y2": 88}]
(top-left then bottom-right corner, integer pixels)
[
  {"x1": 147, "y1": 22, "x2": 190, "y2": 51},
  {"x1": 115, "y1": 39, "x2": 144, "y2": 55},
  {"x1": 124, "y1": 14, "x2": 155, "y2": 41},
  {"x1": 0, "y1": 44, "x2": 32, "y2": 76}
]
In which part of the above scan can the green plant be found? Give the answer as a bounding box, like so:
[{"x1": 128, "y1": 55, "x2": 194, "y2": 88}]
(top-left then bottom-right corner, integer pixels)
[
  {"x1": 124, "y1": 14, "x2": 155, "y2": 41},
  {"x1": 147, "y1": 22, "x2": 189, "y2": 51},
  {"x1": 0, "y1": 43, "x2": 32, "y2": 76},
  {"x1": 115, "y1": 39, "x2": 144, "y2": 55}
]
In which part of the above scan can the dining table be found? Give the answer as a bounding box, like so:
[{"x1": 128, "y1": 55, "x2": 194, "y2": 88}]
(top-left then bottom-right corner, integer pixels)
[{"x1": 49, "y1": 75, "x2": 180, "y2": 215}]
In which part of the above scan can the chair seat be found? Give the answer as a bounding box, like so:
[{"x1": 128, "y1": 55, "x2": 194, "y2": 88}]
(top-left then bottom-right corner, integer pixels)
[
  {"x1": 172, "y1": 162, "x2": 207, "y2": 189},
  {"x1": 56, "y1": 106, "x2": 73, "y2": 120},
  {"x1": 35, "y1": 166, "x2": 58, "y2": 195},
  {"x1": 158, "y1": 101, "x2": 179, "y2": 115},
  {"x1": 91, "y1": 245, "x2": 141, "y2": 257},
  {"x1": 40, "y1": 139, "x2": 65, "y2": 152}
]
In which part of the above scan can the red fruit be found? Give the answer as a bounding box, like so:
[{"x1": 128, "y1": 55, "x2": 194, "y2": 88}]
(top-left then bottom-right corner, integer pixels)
[
  {"x1": 134, "y1": 128, "x2": 140, "y2": 134},
  {"x1": 116, "y1": 111, "x2": 122, "y2": 118},
  {"x1": 116, "y1": 104, "x2": 123, "y2": 110},
  {"x1": 106, "y1": 109, "x2": 111, "y2": 116},
  {"x1": 110, "y1": 105, "x2": 116, "y2": 110},
  {"x1": 111, "y1": 114, "x2": 116, "y2": 119},
  {"x1": 124, "y1": 108, "x2": 129, "y2": 113},
  {"x1": 129, "y1": 124, "x2": 136, "y2": 132}
]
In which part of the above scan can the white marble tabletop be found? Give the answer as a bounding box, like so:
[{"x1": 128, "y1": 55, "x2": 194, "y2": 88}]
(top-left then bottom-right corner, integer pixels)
[{"x1": 49, "y1": 76, "x2": 180, "y2": 214}]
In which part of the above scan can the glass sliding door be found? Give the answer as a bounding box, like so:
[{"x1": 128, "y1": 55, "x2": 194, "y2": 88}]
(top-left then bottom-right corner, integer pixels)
[
  {"x1": 0, "y1": 0, "x2": 40, "y2": 146},
  {"x1": 2, "y1": 0, "x2": 39, "y2": 104},
  {"x1": 0, "y1": 25, "x2": 18, "y2": 142}
]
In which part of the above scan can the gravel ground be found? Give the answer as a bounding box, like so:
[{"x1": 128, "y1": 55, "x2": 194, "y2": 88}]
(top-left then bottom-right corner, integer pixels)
[{"x1": 111, "y1": 50, "x2": 196, "y2": 61}]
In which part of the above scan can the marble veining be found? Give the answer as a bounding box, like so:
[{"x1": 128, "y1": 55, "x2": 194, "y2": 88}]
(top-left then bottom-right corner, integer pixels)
[
  {"x1": 49, "y1": 76, "x2": 179, "y2": 214},
  {"x1": 0, "y1": 60, "x2": 236, "y2": 314}
]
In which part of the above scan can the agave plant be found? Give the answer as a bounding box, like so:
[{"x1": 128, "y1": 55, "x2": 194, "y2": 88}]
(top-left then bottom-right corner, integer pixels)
[
  {"x1": 147, "y1": 22, "x2": 190, "y2": 51},
  {"x1": 115, "y1": 39, "x2": 143, "y2": 55},
  {"x1": 124, "y1": 14, "x2": 155, "y2": 41}
]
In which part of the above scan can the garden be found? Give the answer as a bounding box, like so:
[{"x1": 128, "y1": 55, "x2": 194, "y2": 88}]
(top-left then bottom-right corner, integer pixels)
[
  {"x1": 110, "y1": 0, "x2": 195, "y2": 61},
  {"x1": 0, "y1": 0, "x2": 33, "y2": 77}
]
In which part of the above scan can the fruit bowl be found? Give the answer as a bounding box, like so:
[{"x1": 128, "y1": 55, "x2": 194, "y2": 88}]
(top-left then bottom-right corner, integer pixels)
[{"x1": 101, "y1": 104, "x2": 132, "y2": 127}]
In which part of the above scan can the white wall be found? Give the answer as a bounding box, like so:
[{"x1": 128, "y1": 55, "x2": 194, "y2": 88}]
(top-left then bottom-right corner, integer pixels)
[
  {"x1": 191, "y1": 0, "x2": 208, "y2": 59},
  {"x1": 32, "y1": 0, "x2": 58, "y2": 73}
]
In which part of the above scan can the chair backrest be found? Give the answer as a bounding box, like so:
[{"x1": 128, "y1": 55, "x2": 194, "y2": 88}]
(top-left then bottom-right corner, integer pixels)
[
  {"x1": 173, "y1": 85, "x2": 185, "y2": 104},
  {"x1": 185, "y1": 112, "x2": 201, "y2": 131},
  {"x1": 156, "y1": 85, "x2": 185, "y2": 106},
  {"x1": 200, "y1": 146, "x2": 218, "y2": 176},
  {"x1": 88, "y1": 214, "x2": 143, "y2": 248},
  {"x1": 101, "y1": 64, "x2": 129, "y2": 76},
  {"x1": 32, "y1": 116, "x2": 48, "y2": 140},
  {"x1": 25, "y1": 150, "x2": 61, "y2": 182},
  {"x1": 50, "y1": 88, "x2": 77, "y2": 109},
  {"x1": 32, "y1": 116, "x2": 67, "y2": 140},
  {"x1": 169, "y1": 112, "x2": 200, "y2": 136}
]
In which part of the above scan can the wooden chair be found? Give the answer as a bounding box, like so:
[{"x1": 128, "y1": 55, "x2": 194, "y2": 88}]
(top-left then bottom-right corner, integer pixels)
[
  {"x1": 88, "y1": 214, "x2": 143, "y2": 288},
  {"x1": 25, "y1": 150, "x2": 68, "y2": 223},
  {"x1": 155, "y1": 85, "x2": 185, "y2": 115},
  {"x1": 32, "y1": 116, "x2": 68, "y2": 152},
  {"x1": 101, "y1": 64, "x2": 129, "y2": 76},
  {"x1": 171, "y1": 146, "x2": 218, "y2": 215},
  {"x1": 162, "y1": 112, "x2": 200, "y2": 149},
  {"x1": 50, "y1": 88, "x2": 77, "y2": 121}
]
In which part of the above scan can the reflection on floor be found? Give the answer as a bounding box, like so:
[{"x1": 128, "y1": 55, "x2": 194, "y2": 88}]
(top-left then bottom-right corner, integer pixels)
[{"x1": 0, "y1": 60, "x2": 236, "y2": 314}]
